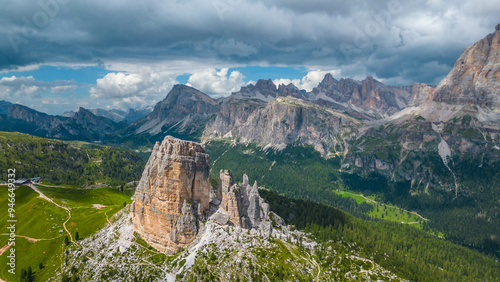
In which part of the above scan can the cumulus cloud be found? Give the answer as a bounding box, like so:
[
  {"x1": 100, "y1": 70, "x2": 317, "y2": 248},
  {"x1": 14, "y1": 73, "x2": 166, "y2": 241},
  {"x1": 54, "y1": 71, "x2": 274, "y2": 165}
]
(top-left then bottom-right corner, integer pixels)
[
  {"x1": 0, "y1": 0, "x2": 499, "y2": 85},
  {"x1": 0, "y1": 75, "x2": 86, "y2": 114},
  {"x1": 273, "y1": 69, "x2": 341, "y2": 91},
  {"x1": 186, "y1": 68, "x2": 245, "y2": 97},
  {"x1": 0, "y1": 76, "x2": 79, "y2": 99},
  {"x1": 89, "y1": 70, "x2": 180, "y2": 109}
]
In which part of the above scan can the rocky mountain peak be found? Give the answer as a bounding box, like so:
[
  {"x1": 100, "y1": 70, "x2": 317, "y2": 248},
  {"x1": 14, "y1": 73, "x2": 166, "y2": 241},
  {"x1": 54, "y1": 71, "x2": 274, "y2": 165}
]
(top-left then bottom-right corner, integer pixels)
[
  {"x1": 163, "y1": 84, "x2": 217, "y2": 105},
  {"x1": 73, "y1": 107, "x2": 93, "y2": 119},
  {"x1": 134, "y1": 84, "x2": 219, "y2": 135},
  {"x1": 319, "y1": 73, "x2": 338, "y2": 88},
  {"x1": 228, "y1": 79, "x2": 280, "y2": 101},
  {"x1": 278, "y1": 83, "x2": 301, "y2": 97},
  {"x1": 131, "y1": 136, "x2": 211, "y2": 254},
  {"x1": 255, "y1": 79, "x2": 277, "y2": 92},
  {"x1": 433, "y1": 24, "x2": 500, "y2": 108}
]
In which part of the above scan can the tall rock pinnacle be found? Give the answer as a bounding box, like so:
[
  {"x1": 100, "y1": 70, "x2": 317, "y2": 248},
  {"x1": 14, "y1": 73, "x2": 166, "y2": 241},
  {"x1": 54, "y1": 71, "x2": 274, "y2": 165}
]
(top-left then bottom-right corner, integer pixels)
[{"x1": 131, "y1": 136, "x2": 211, "y2": 254}]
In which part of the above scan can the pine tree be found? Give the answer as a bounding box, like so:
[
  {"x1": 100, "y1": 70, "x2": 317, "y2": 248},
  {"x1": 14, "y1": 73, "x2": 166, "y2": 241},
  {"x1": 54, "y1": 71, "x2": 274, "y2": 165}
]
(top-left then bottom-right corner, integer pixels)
[
  {"x1": 27, "y1": 266, "x2": 33, "y2": 282},
  {"x1": 20, "y1": 268, "x2": 27, "y2": 281}
]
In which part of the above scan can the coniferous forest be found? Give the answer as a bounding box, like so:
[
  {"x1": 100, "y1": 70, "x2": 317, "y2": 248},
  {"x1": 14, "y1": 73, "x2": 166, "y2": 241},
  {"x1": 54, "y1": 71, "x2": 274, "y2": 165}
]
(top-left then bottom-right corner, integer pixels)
[
  {"x1": 0, "y1": 132, "x2": 144, "y2": 186},
  {"x1": 260, "y1": 189, "x2": 500, "y2": 281},
  {"x1": 206, "y1": 140, "x2": 500, "y2": 258}
]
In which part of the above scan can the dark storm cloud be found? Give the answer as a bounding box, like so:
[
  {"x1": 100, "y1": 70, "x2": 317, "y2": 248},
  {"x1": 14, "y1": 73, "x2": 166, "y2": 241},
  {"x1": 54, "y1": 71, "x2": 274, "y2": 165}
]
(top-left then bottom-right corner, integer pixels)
[{"x1": 1, "y1": 0, "x2": 499, "y2": 85}]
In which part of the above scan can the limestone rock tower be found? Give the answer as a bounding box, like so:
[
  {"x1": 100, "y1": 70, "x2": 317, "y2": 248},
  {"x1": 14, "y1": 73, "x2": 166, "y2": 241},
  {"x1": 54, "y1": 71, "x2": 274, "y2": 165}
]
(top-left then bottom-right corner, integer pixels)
[{"x1": 131, "y1": 136, "x2": 211, "y2": 254}]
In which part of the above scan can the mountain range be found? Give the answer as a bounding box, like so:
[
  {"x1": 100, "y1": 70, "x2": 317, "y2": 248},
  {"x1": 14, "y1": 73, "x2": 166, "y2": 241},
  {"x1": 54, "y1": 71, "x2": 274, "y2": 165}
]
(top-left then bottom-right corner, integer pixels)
[
  {"x1": 1, "y1": 24, "x2": 499, "y2": 255},
  {"x1": 62, "y1": 106, "x2": 153, "y2": 123}
]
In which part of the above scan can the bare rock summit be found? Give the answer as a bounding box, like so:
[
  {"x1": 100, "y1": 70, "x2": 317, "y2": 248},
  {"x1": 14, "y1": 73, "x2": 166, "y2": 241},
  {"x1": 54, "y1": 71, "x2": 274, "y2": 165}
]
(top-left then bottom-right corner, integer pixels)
[
  {"x1": 433, "y1": 24, "x2": 500, "y2": 108},
  {"x1": 131, "y1": 136, "x2": 276, "y2": 254},
  {"x1": 131, "y1": 136, "x2": 211, "y2": 254}
]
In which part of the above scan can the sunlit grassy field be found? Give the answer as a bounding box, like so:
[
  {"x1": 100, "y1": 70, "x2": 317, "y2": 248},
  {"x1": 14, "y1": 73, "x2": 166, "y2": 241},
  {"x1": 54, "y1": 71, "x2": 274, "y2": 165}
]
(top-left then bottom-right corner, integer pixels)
[{"x1": 0, "y1": 184, "x2": 132, "y2": 281}]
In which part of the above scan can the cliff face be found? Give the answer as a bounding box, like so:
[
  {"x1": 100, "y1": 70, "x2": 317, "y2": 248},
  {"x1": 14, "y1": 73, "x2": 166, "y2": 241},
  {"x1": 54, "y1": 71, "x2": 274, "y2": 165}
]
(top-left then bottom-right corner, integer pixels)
[
  {"x1": 433, "y1": 24, "x2": 500, "y2": 108},
  {"x1": 204, "y1": 96, "x2": 357, "y2": 155},
  {"x1": 213, "y1": 170, "x2": 271, "y2": 233},
  {"x1": 132, "y1": 136, "x2": 276, "y2": 253},
  {"x1": 409, "y1": 83, "x2": 434, "y2": 107},
  {"x1": 309, "y1": 74, "x2": 412, "y2": 118},
  {"x1": 131, "y1": 136, "x2": 211, "y2": 254}
]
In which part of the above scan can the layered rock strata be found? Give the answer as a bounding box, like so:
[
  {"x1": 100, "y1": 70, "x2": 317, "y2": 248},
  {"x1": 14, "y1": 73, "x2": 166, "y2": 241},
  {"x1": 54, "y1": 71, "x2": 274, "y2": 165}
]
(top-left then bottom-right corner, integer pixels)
[
  {"x1": 213, "y1": 170, "x2": 271, "y2": 232},
  {"x1": 131, "y1": 136, "x2": 211, "y2": 254},
  {"x1": 433, "y1": 24, "x2": 500, "y2": 108},
  {"x1": 203, "y1": 96, "x2": 357, "y2": 155}
]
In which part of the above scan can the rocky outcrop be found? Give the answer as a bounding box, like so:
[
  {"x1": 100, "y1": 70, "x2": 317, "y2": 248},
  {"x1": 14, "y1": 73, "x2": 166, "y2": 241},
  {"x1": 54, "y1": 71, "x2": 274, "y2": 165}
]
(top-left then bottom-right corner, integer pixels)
[
  {"x1": 203, "y1": 97, "x2": 266, "y2": 140},
  {"x1": 204, "y1": 96, "x2": 357, "y2": 155},
  {"x1": 228, "y1": 79, "x2": 280, "y2": 101},
  {"x1": 433, "y1": 24, "x2": 500, "y2": 108},
  {"x1": 214, "y1": 170, "x2": 271, "y2": 232},
  {"x1": 310, "y1": 74, "x2": 412, "y2": 118},
  {"x1": 133, "y1": 84, "x2": 220, "y2": 135},
  {"x1": 131, "y1": 136, "x2": 211, "y2": 254},
  {"x1": 131, "y1": 136, "x2": 276, "y2": 253},
  {"x1": 278, "y1": 83, "x2": 302, "y2": 97},
  {"x1": 409, "y1": 83, "x2": 434, "y2": 106}
]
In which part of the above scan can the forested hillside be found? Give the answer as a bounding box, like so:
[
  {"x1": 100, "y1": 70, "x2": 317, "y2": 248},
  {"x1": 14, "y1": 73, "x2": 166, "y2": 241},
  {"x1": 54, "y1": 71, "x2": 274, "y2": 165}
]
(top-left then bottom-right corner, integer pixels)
[
  {"x1": 259, "y1": 190, "x2": 500, "y2": 281},
  {"x1": 0, "y1": 132, "x2": 144, "y2": 186},
  {"x1": 207, "y1": 140, "x2": 500, "y2": 257},
  {"x1": 206, "y1": 140, "x2": 373, "y2": 219}
]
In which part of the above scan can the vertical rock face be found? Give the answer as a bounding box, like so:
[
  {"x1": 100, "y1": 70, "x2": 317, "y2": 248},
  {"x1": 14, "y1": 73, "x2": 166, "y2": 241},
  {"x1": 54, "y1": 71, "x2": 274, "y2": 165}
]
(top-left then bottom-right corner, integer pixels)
[
  {"x1": 203, "y1": 96, "x2": 356, "y2": 156},
  {"x1": 409, "y1": 83, "x2": 434, "y2": 106},
  {"x1": 433, "y1": 25, "x2": 500, "y2": 107},
  {"x1": 216, "y1": 170, "x2": 270, "y2": 230},
  {"x1": 310, "y1": 75, "x2": 412, "y2": 118},
  {"x1": 131, "y1": 136, "x2": 211, "y2": 254}
]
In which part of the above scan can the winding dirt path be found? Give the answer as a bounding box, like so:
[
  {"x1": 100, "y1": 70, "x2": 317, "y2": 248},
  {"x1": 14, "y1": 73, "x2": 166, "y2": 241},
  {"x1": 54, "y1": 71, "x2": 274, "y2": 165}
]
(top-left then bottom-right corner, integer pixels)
[
  {"x1": 104, "y1": 211, "x2": 112, "y2": 225},
  {"x1": 28, "y1": 184, "x2": 75, "y2": 244},
  {"x1": 0, "y1": 233, "x2": 62, "y2": 243},
  {"x1": 0, "y1": 244, "x2": 11, "y2": 256},
  {"x1": 306, "y1": 251, "x2": 321, "y2": 281}
]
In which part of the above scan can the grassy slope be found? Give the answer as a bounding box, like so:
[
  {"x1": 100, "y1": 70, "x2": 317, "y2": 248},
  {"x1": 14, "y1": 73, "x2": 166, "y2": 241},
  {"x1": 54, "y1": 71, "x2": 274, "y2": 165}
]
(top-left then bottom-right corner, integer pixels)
[
  {"x1": 346, "y1": 118, "x2": 500, "y2": 255},
  {"x1": 335, "y1": 190, "x2": 424, "y2": 228},
  {"x1": 0, "y1": 185, "x2": 131, "y2": 282}
]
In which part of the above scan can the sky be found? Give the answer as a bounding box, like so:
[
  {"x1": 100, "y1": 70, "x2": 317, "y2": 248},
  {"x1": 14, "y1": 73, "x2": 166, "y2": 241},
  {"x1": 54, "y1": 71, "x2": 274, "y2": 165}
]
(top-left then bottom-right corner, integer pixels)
[{"x1": 0, "y1": 0, "x2": 498, "y2": 115}]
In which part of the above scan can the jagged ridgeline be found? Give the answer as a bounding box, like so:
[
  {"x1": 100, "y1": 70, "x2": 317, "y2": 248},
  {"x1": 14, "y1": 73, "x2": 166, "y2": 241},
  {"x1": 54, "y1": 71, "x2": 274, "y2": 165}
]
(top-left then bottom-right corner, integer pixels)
[
  {"x1": 56, "y1": 136, "x2": 499, "y2": 281},
  {"x1": 0, "y1": 131, "x2": 144, "y2": 186}
]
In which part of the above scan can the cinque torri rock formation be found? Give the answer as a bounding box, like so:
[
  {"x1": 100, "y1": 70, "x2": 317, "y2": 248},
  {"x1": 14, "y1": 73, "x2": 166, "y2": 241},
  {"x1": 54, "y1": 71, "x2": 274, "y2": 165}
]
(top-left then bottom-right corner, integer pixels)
[
  {"x1": 132, "y1": 135, "x2": 274, "y2": 254},
  {"x1": 212, "y1": 170, "x2": 272, "y2": 233},
  {"x1": 131, "y1": 136, "x2": 211, "y2": 254}
]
